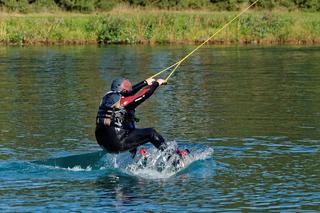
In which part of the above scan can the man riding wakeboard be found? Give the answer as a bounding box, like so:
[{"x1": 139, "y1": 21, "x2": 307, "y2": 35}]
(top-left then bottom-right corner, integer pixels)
[{"x1": 95, "y1": 77, "x2": 169, "y2": 158}]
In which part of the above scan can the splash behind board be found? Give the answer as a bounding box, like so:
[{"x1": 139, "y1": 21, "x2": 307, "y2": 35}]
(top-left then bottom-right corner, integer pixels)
[{"x1": 132, "y1": 147, "x2": 190, "y2": 172}]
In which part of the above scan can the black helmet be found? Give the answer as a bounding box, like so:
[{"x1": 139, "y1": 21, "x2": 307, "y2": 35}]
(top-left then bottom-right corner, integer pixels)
[{"x1": 111, "y1": 77, "x2": 132, "y2": 92}]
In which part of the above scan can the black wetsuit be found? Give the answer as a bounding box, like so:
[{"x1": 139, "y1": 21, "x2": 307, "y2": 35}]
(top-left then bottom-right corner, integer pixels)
[{"x1": 95, "y1": 81, "x2": 166, "y2": 154}]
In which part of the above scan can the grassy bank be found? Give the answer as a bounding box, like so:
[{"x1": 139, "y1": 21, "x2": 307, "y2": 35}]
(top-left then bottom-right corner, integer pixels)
[{"x1": 0, "y1": 10, "x2": 319, "y2": 45}]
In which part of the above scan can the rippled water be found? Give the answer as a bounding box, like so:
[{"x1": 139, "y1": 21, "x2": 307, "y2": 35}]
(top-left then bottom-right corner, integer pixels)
[{"x1": 0, "y1": 45, "x2": 319, "y2": 211}]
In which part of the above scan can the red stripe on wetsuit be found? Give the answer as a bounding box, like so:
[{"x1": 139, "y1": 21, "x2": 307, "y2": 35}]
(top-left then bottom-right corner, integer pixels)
[{"x1": 120, "y1": 87, "x2": 150, "y2": 107}]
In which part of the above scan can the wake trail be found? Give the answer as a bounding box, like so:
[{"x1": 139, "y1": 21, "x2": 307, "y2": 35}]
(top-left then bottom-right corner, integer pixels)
[{"x1": 31, "y1": 141, "x2": 213, "y2": 179}]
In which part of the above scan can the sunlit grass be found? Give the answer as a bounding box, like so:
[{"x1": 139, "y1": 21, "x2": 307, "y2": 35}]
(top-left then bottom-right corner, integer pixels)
[{"x1": 0, "y1": 11, "x2": 319, "y2": 45}]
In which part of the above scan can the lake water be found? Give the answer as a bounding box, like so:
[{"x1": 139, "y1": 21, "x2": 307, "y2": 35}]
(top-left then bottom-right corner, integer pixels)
[{"x1": 0, "y1": 45, "x2": 319, "y2": 212}]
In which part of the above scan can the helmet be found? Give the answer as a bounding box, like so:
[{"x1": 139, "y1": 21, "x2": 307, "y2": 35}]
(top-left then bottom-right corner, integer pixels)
[{"x1": 111, "y1": 77, "x2": 132, "y2": 92}]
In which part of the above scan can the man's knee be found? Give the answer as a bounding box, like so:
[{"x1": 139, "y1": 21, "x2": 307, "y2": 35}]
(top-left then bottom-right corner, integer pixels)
[
  {"x1": 148, "y1": 128, "x2": 161, "y2": 138},
  {"x1": 146, "y1": 127, "x2": 156, "y2": 134}
]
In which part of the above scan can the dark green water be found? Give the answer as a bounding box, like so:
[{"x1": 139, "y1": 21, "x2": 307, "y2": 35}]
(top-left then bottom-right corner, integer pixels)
[{"x1": 0, "y1": 45, "x2": 319, "y2": 211}]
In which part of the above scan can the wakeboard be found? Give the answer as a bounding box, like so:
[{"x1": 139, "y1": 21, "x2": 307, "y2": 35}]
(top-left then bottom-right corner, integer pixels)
[{"x1": 132, "y1": 147, "x2": 191, "y2": 172}]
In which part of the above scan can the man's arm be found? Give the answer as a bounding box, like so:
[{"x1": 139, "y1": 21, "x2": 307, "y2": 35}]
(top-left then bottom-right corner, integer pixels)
[
  {"x1": 122, "y1": 80, "x2": 147, "y2": 97},
  {"x1": 122, "y1": 78, "x2": 156, "y2": 97},
  {"x1": 120, "y1": 81, "x2": 160, "y2": 109}
]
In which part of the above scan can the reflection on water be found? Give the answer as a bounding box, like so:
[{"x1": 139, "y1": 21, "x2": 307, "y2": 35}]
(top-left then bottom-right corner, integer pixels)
[{"x1": 0, "y1": 45, "x2": 320, "y2": 211}]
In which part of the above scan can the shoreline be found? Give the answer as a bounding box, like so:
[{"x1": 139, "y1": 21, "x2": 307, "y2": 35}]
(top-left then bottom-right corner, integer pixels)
[
  {"x1": 0, "y1": 11, "x2": 319, "y2": 46},
  {"x1": 1, "y1": 39, "x2": 319, "y2": 46}
]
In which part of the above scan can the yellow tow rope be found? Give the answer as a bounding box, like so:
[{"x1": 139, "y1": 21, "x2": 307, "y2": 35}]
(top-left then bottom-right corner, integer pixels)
[{"x1": 149, "y1": 0, "x2": 259, "y2": 82}]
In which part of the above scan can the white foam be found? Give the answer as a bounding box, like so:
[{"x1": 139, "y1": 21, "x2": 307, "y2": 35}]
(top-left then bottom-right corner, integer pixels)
[
  {"x1": 53, "y1": 165, "x2": 93, "y2": 171},
  {"x1": 122, "y1": 142, "x2": 214, "y2": 179}
]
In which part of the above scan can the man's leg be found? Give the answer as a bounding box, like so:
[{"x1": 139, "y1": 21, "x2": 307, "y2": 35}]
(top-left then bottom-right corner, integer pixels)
[
  {"x1": 120, "y1": 128, "x2": 167, "y2": 151},
  {"x1": 129, "y1": 148, "x2": 137, "y2": 158},
  {"x1": 95, "y1": 125, "x2": 122, "y2": 153}
]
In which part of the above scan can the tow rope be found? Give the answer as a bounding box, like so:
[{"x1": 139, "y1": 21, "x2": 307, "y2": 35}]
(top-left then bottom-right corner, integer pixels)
[{"x1": 149, "y1": 0, "x2": 260, "y2": 82}]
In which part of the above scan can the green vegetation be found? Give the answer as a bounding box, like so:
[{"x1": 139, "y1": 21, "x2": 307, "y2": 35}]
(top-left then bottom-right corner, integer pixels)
[
  {"x1": 0, "y1": 11, "x2": 319, "y2": 45},
  {"x1": 0, "y1": 0, "x2": 319, "y2": 13},
  {"x1": 0, "y1": 0, "x2": 319, "y2": 45}
]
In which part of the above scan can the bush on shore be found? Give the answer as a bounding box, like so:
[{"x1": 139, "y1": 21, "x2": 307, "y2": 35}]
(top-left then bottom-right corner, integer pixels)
[
  {"x1": 0, "y1": 11, "x2": 319, "y2": 45},
  {"x1": 0, "y1": 0, "x2": 319, "y2": 13}
]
